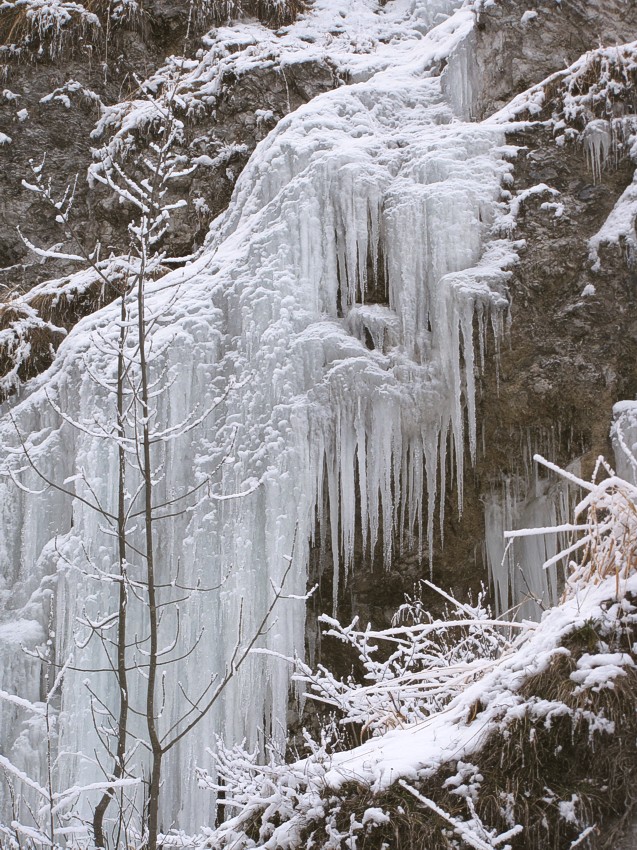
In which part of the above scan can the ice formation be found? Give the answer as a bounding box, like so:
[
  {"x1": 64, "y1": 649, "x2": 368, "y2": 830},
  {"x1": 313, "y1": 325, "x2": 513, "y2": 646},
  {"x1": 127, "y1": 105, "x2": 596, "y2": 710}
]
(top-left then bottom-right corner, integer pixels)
[
  {"x1": 484, "y1": 470, "x2": 574, "y2": 620},
  {"x1": 0, "y1": 0, "x2": 517, "y2": 834},
  {"x1": 612, "y1": 400, "x2": 637, "y2": 484}
]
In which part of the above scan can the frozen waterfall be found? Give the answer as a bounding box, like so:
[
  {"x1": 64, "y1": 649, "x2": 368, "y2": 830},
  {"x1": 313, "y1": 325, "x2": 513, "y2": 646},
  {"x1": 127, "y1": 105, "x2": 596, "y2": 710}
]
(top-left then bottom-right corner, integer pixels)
[{"x1": 0, "y1": 0, "x2": 516, "y2": 836}]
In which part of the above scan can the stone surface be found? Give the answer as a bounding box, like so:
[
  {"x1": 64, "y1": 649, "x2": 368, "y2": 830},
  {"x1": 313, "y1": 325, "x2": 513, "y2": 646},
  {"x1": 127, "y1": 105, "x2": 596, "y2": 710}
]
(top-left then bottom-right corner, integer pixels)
[
  {"x1": 2, "y1": 0, "x2": 637, "y2": 716},
  {"x1": 0, "y1": 15, "x2": 338, "y2": 296}
]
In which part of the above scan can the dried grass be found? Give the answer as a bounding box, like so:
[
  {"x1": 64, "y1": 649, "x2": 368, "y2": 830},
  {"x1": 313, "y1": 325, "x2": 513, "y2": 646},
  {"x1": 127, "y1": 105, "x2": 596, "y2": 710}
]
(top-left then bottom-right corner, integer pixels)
[{"x1": 297, "y1": 604, "x2": 637, "y2": 850}]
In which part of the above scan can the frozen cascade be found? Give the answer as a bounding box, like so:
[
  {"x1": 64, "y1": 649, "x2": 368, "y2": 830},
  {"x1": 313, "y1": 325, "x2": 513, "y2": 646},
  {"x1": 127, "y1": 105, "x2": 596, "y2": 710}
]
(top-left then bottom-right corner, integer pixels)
[
  {"x1": 484, "y1": 471, "x2": 577, "y2": 621},
  {"x1": 0, "y1": 0, "x2": 516, "y2": 835}
]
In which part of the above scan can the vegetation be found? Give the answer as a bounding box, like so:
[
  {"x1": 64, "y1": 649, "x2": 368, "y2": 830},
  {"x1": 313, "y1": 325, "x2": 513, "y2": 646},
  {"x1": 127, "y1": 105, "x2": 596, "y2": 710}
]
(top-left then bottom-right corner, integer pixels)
[{"x1": 205, "y1": 457, "x2": 637, "y2": 850}]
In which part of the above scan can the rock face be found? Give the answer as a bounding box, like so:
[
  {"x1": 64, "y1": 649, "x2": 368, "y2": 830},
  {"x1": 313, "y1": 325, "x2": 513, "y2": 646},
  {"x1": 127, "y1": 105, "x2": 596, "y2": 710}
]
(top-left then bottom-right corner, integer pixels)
[
  {"x1": 469, "y1": 0, "x2": 637, "y2": 120},
  {"x1": 1, "y1": 0, "x2": 637, "y2": 841},
  {"x1": 0, "y1": 23, "x2": 336, "y2": 291},
  {"x1": 1, "y1": 0, "x2": 636, "y2": 659}
]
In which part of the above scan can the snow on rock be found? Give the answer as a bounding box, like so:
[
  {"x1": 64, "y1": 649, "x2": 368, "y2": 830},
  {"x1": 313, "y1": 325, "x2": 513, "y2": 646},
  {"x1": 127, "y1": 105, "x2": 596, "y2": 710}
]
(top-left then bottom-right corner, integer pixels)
[
  {"x1": 589, "y1": 169, "x2": 637, "y2": 270},
  {"x1": 0, "y1": 0, "x2": 514, "y2": 831},
  {"x1": 520, "y1": 10, "x2": 538, "y2": 24},
  {"x1": 498, "y1": 182, "x2": 560, "y2": 235},
  {"x1": 489, "y1": 40, "x2": 637, "y2": 127},
  {"x1": 487, "y1": 38, "x2": 637, "y2": 208}
]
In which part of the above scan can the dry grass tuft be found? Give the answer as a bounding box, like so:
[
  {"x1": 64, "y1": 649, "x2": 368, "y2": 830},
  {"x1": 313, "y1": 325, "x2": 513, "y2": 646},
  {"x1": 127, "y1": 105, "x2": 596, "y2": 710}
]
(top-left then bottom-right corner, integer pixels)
[{"x1": 295, "y1": 606, "x2": 637, "y2": 850}]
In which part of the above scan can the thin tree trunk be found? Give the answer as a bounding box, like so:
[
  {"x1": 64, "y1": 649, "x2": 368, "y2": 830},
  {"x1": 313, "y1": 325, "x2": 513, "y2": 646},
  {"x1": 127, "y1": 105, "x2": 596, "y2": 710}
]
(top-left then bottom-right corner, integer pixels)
[
  {"x1": 93, "y1": 294, "x2": 130, "y2": 849},
  {"x1": 136, "y1": 252, "x2": 163, "y2": 850}
]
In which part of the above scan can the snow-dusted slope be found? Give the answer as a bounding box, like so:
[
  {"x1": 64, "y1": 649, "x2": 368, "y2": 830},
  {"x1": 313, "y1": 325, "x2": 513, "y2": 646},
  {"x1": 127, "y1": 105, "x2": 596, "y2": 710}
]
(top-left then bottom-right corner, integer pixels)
[
  {"x1": 207, "y1": 569, "x2": 637, "y2": 849},
  {"x1": 0, "y1": 0, "x2": 515, "y2": 833}
]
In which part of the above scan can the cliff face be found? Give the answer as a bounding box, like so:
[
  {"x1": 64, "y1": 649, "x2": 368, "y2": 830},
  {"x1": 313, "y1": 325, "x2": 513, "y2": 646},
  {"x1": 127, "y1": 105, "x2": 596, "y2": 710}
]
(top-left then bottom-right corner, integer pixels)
[
  {"x1": 317, "y1": 6, "x2": 637, "y2": 629},
  {"x1": 1, "y1": 0, "x2": 637, "y2": 842},
  {"x1": 2, "y1": 0, "x2": 636, "y2": 445}
]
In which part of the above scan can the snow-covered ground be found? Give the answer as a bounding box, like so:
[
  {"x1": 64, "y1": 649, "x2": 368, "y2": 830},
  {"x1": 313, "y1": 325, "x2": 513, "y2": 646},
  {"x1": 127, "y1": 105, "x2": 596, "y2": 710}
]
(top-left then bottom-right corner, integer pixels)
[{"x1": 205, "y1": 566, "x2": 637, "y2": 849}]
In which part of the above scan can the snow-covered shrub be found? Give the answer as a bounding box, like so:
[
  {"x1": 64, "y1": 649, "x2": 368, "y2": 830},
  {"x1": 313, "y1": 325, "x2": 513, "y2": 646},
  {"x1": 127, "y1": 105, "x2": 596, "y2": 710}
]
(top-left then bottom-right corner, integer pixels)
[
  {"x1": 296, "y1": 582, "x2": 515, "y2": 737},
  {"x1": 203, "y1": 456, "x2": 637, "y2": 850}
]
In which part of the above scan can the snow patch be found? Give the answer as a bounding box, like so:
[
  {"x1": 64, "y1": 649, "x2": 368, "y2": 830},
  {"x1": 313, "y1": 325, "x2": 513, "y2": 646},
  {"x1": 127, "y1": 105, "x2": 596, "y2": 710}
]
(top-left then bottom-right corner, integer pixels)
[{"x1": 589, "y1": 169, "x2": 637, "y2": 270}]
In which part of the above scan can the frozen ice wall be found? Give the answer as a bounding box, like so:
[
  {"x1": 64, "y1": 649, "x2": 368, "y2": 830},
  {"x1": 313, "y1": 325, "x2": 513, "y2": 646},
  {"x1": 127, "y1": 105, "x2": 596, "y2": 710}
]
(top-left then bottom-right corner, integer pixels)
[
  {"x1": 0, "y1": 0, "x2": 515, "y2": 836},
  {"x1": 612, "y1": 400, "x2": 637, "y2": 483},
  {"x1": 484, "y1": 470, "x2": 576, "y2": 620},
  {"x1": 486, "y1": 406, "x2": 637, "y2": 621}
]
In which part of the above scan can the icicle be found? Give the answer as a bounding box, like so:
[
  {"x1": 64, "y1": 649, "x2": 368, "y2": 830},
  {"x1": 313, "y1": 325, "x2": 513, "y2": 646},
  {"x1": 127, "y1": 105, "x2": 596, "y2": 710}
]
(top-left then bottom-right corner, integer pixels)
[{"x1": 582, "y1": 119, "x2": 611, "y2": 183}]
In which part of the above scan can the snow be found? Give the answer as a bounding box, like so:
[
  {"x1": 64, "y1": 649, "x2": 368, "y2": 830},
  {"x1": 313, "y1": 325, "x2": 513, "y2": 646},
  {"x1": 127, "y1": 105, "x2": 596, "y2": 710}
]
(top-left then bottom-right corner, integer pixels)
[
  {"x1": 589, "y1": 170, "x2": 637, "y2": 270},
  {"x1": 541, "y1": 200, "x2": 564, "y2": 218},
  {"x1": 361, "y1": 807, "x2": 390, "y2": 826},
  {"x1": 0, "y1": 132, "x2": 12, "y2": 145},
  {"x1": 557, "y1": 796, "x2": 579, "y2": 826},
  {"x1": 0, "y1": 0, "x2": 518, "y2": 832},
  {"x1": 208, "y1": 572, "x2": 637, "y2": 849},
  {"x1": 570, "y1": 652, "x2": 635, "y2": 693}
]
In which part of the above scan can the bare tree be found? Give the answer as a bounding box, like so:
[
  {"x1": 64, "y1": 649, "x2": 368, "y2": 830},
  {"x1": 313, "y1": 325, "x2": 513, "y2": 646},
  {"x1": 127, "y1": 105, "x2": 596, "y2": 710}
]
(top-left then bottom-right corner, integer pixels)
[{"x1": 4, "y1": 72, "x2": 296, "y2": 850}]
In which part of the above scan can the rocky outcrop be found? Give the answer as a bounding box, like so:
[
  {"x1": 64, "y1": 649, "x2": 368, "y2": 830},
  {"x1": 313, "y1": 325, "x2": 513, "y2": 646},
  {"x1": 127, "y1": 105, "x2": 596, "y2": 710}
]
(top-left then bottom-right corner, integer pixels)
[
  {"x1": 1, "y1": 0, "x2": 637, "y2": 645},
  {"x1": 0, "y1": 5, "x2": 339, "y2": 394}
]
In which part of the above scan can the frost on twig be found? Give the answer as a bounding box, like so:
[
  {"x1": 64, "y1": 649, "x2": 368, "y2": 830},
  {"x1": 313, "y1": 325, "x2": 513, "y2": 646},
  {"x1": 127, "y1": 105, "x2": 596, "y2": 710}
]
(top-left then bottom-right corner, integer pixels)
[
  {"x1": 296, "y1": 581, "x2": 514, "y2": 736},
  {"x1": 203, "y1": 454, "x2": 637, "y2": 850}
]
